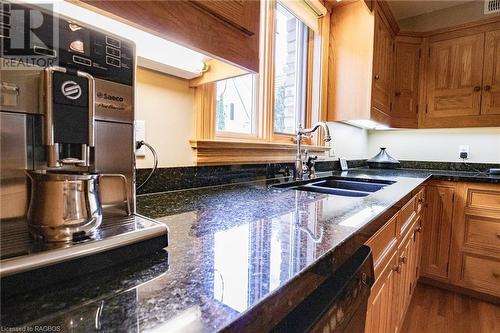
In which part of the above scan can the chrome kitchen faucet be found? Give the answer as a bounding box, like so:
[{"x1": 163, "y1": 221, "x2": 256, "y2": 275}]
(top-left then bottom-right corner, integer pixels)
[{"x1": 295, "y1": 122, "x2": 332, "y2": 180}]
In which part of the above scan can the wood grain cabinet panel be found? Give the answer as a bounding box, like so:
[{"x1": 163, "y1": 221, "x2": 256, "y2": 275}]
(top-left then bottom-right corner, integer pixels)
[
  {"x1": 420, "y1": 183, "x2": 455, "y2": 281},
  {"x1": 191, "y1": 0, "x2": 259, "y2": 36},
  {"x1": 372, "y1": 9, "x2": 394, "y2": 118},
  {"x1": 392, "y1": 41, "x2": 420, "y2": 128},
  {"x1": 426, "y1": 33, "x2": 484, "y2": 118},
  {"x1": 365, "y1": 212, "x2": 398, "y2": 279},
  {"x1": 459, "y1": 253, "x2": 500, "y2": 297},
  {"x1": 482, "y1": 30, "x2": 500, "y2": 115},
  {"x1": 448, "y1": 182, "x2": 500, "y2": 297},
  {"x1": 78, "y1": 0, "x2": 260, "y2": 72},
  {"x1": 393, "y1": 231, "x2": 414, "y2": 333},
  {"x1": 365, "y1": 251, "x2": 397, "y2": 333}
]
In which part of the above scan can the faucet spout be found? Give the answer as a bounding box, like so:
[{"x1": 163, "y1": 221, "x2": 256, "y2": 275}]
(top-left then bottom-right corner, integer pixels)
[{"x1": 294, "y1": 122, "x2": 332, "y2": 180}]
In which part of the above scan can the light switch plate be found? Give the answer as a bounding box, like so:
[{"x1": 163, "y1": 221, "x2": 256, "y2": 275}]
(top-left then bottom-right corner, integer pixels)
[
  {"x1": 135, "y1": 120, "x2": 146, "y2": 157},
  {"x1": 339, "y1": 157, "x2": 348, "y2": 171}
]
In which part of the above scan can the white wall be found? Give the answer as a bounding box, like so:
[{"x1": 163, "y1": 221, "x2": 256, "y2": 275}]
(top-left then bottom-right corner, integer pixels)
[
  {"x1": 135, "y1": 67, "x2": 196, "y2": 168},
  {"x1": 367, "y1": 127, "x2": 500, "y2": 163},
  {"x1": 325, "y1": 122, "x2": 369, "y2": 160}
]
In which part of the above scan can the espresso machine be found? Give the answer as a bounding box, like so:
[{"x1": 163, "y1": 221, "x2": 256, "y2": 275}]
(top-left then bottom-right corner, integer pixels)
[{"x1": 0, "y1": 1, "x2": 167, "y2": 294}]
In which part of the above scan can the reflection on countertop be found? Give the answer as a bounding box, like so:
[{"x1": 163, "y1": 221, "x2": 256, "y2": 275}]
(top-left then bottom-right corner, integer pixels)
[{"x1": 1, "y1": 167, "x2": 497, "y2": 332}]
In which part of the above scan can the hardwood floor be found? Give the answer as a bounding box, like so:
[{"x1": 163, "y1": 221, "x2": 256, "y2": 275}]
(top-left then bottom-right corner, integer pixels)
[{"x1": 401, "y1": 283, "x2": 500, "y2": 333}]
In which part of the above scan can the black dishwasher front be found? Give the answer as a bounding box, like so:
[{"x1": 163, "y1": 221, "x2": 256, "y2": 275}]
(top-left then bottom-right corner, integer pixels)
[{"x1": 272, "y1": 245, "x2": 374, "y2": 333}]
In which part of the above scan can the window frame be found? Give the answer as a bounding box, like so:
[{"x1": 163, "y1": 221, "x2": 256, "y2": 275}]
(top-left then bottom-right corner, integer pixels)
[{"x1": 191, "y1": 0, "x2": 330, "y2": 165}]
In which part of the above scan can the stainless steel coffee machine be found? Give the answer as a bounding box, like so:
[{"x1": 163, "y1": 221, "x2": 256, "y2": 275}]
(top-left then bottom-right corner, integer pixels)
[{"x1": 0, "y1": 2, "x2": 167, "y2": 292}]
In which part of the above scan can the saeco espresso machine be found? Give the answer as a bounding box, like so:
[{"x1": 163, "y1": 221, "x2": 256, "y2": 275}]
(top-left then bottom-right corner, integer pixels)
[{"x1": 0, "y1": 1, "x2": 168, "y2": 295}]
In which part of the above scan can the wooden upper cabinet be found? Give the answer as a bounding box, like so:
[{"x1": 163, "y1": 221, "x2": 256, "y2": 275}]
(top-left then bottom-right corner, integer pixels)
[
  {"x1": 77, "y1": 0, "x2": 260, "y2": 72},
  {"x1": 426, "y1": 33, "x2": 484, "y2": 119},
  {"x1": 392, "y1": 39, "x2": 420, "y2": 128},
  {"x1": 421, "y1": 183, "x2": 455, "y2": 281},
  {"x1": 372, "y1": 9, "x2": 394, "y2": 119},
  {"x1": 191, "y1": 1, "x2": 258, "y2": 36},
  {"x1": 482, "y1": 30, "x2": 500, "y2": 115},
  {"x1": 326, "y1": 0, "x2": 397, "y2": 126}
]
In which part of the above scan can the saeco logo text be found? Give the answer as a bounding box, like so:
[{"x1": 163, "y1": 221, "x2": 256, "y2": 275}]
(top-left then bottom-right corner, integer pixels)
[
  {"x1": 61, "y1": 81, "x2": 82, "y2": 100},
  {"x1": 97, "y1": 92, "x2": 124, "y2": 102}
]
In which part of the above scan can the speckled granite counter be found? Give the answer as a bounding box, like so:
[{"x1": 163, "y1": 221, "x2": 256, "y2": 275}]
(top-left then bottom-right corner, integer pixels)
[{"x1": 1, "y1": 168, "x2": 498, "y2": 332}]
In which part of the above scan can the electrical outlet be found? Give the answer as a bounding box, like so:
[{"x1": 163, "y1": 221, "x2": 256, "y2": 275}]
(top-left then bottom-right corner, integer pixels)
[
  {"x1": 459, "y1": 145, "x2": 470, "y2": 159},
  {"x1": 135, "y1": 120, "x2": 146, "y2": 157}
]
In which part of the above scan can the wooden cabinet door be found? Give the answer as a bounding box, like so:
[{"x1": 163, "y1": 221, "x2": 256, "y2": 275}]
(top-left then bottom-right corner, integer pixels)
[
  {"x1": 79, "y1": 1, "x2": 260, "y2": 72},
  {"x1": 426, "y1": 33, "x2": 484, "y2": 118},
  {"x1": 365, "y1": 251, "x2": 397, "y2": 333},
  {"x1": 392, "y1": 41, "x2": 420, "y2": 127},
  {"x1": 372, "y1": 10, "x2": 394, "y2": 117},
  {"x1": 421, "y1": 184, "x2": 455, "y2": 281},
  {"x1": 481, "y1": 30, "x2": 500, "y2": 115},
  {"x1": 393, "y1": 232, "x2": 413, "y2": 333},
  {"x1": 191, "y1": 1, "x2": 259, "y2": 36}
]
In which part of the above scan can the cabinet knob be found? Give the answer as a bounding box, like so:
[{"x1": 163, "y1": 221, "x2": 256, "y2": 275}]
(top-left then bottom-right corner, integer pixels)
[
  {"x1": 399, "y1": 256, "x2": 407, "y2": 264},
  {"x1": 493, "y1": 272, "x2": 500, "y2": 279},
  {"x1": 496, "y1": 233, "x2": 500, "y2": 239},
  {"x1": 416, "y1": 226, "x2": 422, "y2": 233},
  {"x1": 484, "y1": 85, "x2": 492, "y2": 91},
  {"x1": 473, "y1": 86, "x2": 481, "y2": 92},
  {"x1": 374, "y1": 74, "x2": 380, "y2": 80},
  {"x1": 395, "y1": 91, "x2": 401, "y2": 97},
  {"x1": 392, "y1": 264, "x2": 401, "y2": 273}
]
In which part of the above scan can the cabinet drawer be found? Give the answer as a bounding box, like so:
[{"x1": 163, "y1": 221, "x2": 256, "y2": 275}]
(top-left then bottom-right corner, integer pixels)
[
  {"x1": 466, "y1": 186, "x2": 500, "y2": 212},
  {"x1": 366, "y1": 213, "x2": 398, "y2": 279},
  {"x1": 416, "y1": 189, "x2": 425, "y2": 214},
  {"x1": 464, "y1": 214, "x2": 500, "y2": 251},
  {"x1": 461, "y1": 254, "x2": 500, "y2": 296},
  {"x1": 398, "y1": 196, "x2": 416, "y2": 237}
]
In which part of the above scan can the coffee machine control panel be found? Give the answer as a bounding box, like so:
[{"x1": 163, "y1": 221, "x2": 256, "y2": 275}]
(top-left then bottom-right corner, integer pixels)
[{"x1": 2, "y1": 2, "x2": 134, "y2": 86}]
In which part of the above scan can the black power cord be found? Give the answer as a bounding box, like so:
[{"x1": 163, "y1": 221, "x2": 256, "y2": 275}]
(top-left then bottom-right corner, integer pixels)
[{"x1": 136, "y1": 140, "x2": 158, "y2": 190}]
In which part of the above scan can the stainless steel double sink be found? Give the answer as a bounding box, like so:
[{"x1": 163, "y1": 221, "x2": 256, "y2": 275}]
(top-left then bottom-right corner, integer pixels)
[{"x1": 273, "y1": 176, "x2": 396, "y2": 197}]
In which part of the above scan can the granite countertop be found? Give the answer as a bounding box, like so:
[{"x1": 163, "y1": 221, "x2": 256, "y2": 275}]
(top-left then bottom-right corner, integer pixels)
[{"x1": 1, "y1": 168, "x2": 498, "y2": 332}]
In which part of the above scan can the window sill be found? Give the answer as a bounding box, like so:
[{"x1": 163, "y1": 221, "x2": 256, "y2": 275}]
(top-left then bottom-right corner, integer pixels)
[{"x1": 190, "y1": 139, "x2": 330, "y2": 165}]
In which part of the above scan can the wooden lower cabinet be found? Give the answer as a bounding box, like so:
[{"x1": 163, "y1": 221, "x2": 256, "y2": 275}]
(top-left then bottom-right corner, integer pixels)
[
  {"x1": 393, "y1": 228, "x2": 416, "y2": 333},
  {"x1": 365, "y1": 251, "x2": 398, "y2": 333},
  {"x1": 448, "y1": 182, "x2": 500, "y2": 298},
  {"x1": 365, "y1": 189, "x2": 424, "y2": 333},
  {"x1": 420, "y1": 182, "x2": 455, "y2": 281}
]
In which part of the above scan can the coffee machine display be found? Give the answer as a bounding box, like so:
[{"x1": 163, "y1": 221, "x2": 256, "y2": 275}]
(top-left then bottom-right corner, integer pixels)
[{"x1": 0, "y1": 2, "x2": 167, "y2": 293}]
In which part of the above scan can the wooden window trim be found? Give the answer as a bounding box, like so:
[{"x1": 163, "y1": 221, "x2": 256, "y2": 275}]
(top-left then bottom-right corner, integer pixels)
[
  {"x1": 190, "y1": 139, "x2": 329, "y2": 165},
  {"x1": 191, "y1": 0, "x2": 330, "y2": 165}
]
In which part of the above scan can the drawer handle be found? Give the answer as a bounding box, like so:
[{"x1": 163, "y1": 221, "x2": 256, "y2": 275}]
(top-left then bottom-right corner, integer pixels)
[
  {"x1": 493, "y1": 272, "x2": 500, "y2": 279},
  {"x1": 474, "y1": 86, "x2": 481, "y2": 92}
]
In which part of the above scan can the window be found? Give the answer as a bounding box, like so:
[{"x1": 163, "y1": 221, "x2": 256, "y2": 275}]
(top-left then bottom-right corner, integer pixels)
[
  {"x1": 273, "y1": 4, "x2": 309, "y2": 135},
  {"x1": 215, "y1": 74, "x2": 256, "y2": 135},
  {"x1": 191, "y1": 0, "x2": 329, "y2": 164}
]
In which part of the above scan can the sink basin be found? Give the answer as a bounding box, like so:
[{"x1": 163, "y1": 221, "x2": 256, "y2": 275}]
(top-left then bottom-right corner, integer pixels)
[
  {"x1": 273, "y1": 176, "x2": 396, "y2": 197},
  {"x1": 311, "y1": 179, "x2": 389, "y2": 192}
]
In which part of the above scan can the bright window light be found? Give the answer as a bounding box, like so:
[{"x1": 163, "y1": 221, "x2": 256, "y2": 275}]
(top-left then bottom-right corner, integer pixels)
[{"x1": 28, "y1": 0, "x2": 207, "y2": 78}]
